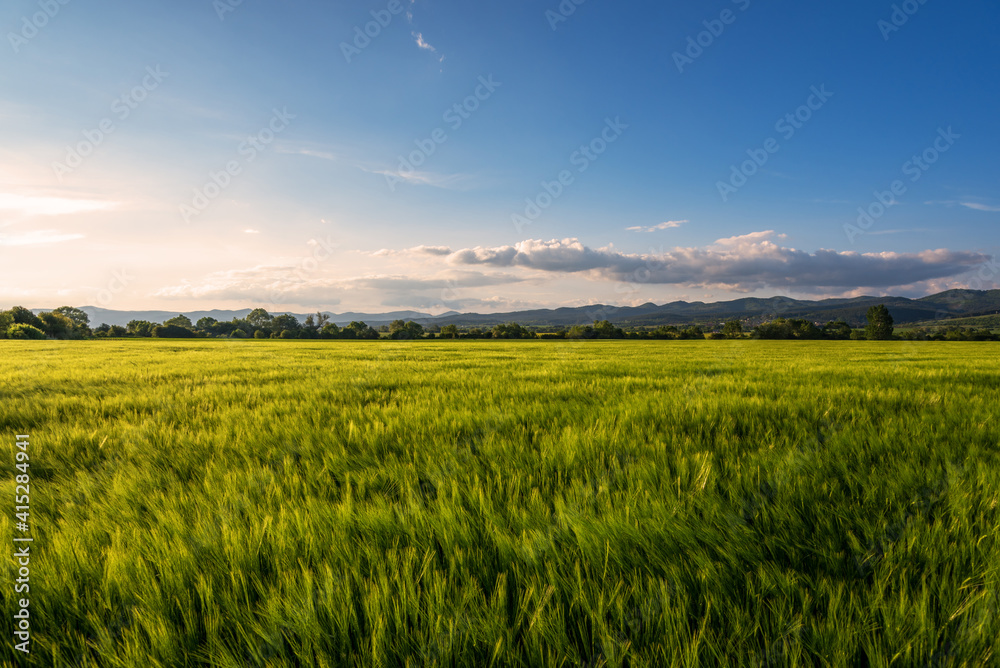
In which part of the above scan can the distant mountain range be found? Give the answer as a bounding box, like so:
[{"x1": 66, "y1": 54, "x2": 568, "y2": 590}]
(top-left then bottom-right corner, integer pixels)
[{"x1": 38, "y1": 289, "x2": 1000, "y2": 329}]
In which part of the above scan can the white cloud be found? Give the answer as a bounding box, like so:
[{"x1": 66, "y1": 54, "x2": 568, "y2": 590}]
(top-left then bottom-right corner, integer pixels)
[
  {"x1": 413, "y1": 31, "x2": 436, "y2": 52},
  {"x1": 925, "y1": 199, "x2": 1000, "y2": 212},
  {"x1": 961, "y1": 202, "x2": 1000, "y2": 212},
  {"x1": 0, "y1": 193, "x2": 116, "y2": 217},
  {"x1": 626, "y1": 220, "x2": 688, "y2": 233},
  {"x1": 275, "y1": 145, "x2": 338, "y2": 162},
  {"x1": 370, "y1": 168, "x2": 473, "y2": 190},
  {"x1": 372, "y1": 245, "x2": 452, "y2": 258},
  {"x1": 442, "y1": 233, "x2": 989, "y2": 292}
]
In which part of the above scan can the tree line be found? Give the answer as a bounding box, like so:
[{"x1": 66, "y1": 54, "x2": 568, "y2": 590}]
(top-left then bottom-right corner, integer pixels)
[{"x1": 1, "y1": 304, "x2": 997, "y2": 341}]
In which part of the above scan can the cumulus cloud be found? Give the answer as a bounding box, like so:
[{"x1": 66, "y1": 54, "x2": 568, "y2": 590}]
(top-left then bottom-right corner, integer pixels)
[
  {"x1": 626, "y1": 220, "x2": 688, "y2": 233},
  {"x1": 443, "y1": 233, "x2": 990, "y2": 292}
]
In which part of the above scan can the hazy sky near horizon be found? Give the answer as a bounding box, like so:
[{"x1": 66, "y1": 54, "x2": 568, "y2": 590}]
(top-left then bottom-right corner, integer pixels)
[{"x1": 1, "y1": 0, "x2": 998, "y2": 315}]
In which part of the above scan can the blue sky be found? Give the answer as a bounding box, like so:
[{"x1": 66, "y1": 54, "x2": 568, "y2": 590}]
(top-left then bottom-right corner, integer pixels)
[{"x1": 1, "y1": 0, "x2": 997, "y2": 314}]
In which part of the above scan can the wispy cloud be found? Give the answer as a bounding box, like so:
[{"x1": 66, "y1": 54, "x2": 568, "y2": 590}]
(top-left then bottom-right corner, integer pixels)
[
  {"x1": 152, "y1": 264, "x2": 521, "y2": 309},
  {"x1": 925, "y1": 199, "x2": 1000, "y2": 212},
  {"x1": 411, "y1": 31, "x2": 444, "y2": 62},
  {"x1": 626, "y1": 220, "x2": 688, "y2": 233},
  {"x1": 960, "y1": 202, "x2": 1000, "y2": 212},
  {"x1": 0, "y1": 230, "x2": 85, "y2": 246},
  {"x1": 152, "y1": 264, "x2": 341, "y2": 306},
  {"x1": 275, "y1": 145, "x2": 338, "y2": 162},
  {"x1": 368, "y1": 167, "x2": 474, "y2": 190},
  {"x1": 0, "y1": 193, "x2": 116, "y2": 217},
  {"x1": 866, "y1": 228, "x2": 929, "y2": 236},
  {"x1": 372, "y1": 245, "x2": 452, "y2": 257}
]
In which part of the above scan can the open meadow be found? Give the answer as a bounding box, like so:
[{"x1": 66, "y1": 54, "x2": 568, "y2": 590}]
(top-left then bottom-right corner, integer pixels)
[{"x1": 1, "y1": 340, "x2": 999, "y2": 667}]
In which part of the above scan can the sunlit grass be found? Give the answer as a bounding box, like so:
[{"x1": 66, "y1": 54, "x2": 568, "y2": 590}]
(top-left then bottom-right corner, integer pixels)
[{"x1": 1, "y1": 340, "x2": 998, "y2": 666}]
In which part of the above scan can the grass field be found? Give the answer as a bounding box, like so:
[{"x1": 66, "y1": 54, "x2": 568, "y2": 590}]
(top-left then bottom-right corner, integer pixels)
[{"x1": 1, "y1": 340, "x2": 998, "y2": 667}]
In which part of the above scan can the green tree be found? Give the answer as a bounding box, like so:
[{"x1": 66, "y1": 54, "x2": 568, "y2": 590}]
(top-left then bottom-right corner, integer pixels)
[
  {"x1": 53, "y1": 306, "x2": 90, "y2": 336},
  {"x1": 491, "y1": 323, "x2": 534, "y2": 339},
  {"x1": 567, "y1": 324, "x2": 596, "y2": 339},
  {"x1": 390, "y1": 320, "x2": 424, "y2": 340},
  {"x1": 271, "y1": 314, "x2": 301, "y2": 331},
  {"x1": 651, "y1": 325, "x2": 680, "y2": 340},
  {"x1": 440, "y1": 324, "x2": 459, "y2": 339},
  {"x1": 247, "y1": 309, "x2": 273, "y2": 331},
  {"x1": 8, "y1": 306, "x2": 43, "y2": 329},
  {"x1": 319, "y1": 323, "x2": 341, "y2": 339},
  {"x1": 38, "y1": 312, "x2": 74, "y2": 339},
  {"x1": 196, "y1": 317, "x2": 218, "y2": 331},
  {"x1": 679, "y1": 325, "x2": 705, "y2": 340},
  {"x1": 790, "y1": 319, "x2": 822, "y2": 339},
  {"x1": 593, "y1": 320, "x2": 624, "y2": 339},
  {"x1": 722, "y1": 321, "x2": 743, "y2": 339},
  {"x1": 164, "y1": 314, "x2": 194, "y2": 329},
  {"x1": 340, "y1": 321, "x2": 377, "y2": 339},
  {"x1": 822, "y1": 321, "x2": 852, "y2": 340},
  {"x1": 865, "y1": 305, "x2": 894, "y2": 340},
  {"x1": 127, "y1": 320, "x2": 156, "y2": 337}
]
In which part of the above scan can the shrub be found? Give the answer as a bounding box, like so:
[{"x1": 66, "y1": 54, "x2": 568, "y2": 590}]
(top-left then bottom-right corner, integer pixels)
[{"x1": 7, "y1": 324, "x2": 46, "y2": 340}]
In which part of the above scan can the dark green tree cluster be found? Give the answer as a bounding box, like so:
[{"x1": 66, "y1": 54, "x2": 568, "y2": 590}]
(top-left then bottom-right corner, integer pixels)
[
  {"x1": 900, "y1": 327, "x2": 1000, "y2": 341},
  {"x1": 389, "y1": 320, "x2": 425, "y2": 340},
  {"x1": 426, "y1": 323, "x2": 538, "y2": 339},
  {"x1": 0, "y1": 306, "x2": 90, "y2": 340},
  {"x1": 751, "y1": 318, "x2": 855, "y2": 340},
  {"x1": 93, "y1": 309, "x2": 383, "y2": 340},
  {"x1": 8, "y1": 302, "x2": 996, "y2": 342},
  {"x1": 564, "y1": 320, "x2": 625, "y2": 339},
  {"x1": 627, "y1": 325, "x2": 706, "y2": 340},
  {"x1": 490, "y1": 323, "x2": 537, "y2": 339},
  {"x1": 748, "y1": 305, "x2": 900, "y2": 341}
]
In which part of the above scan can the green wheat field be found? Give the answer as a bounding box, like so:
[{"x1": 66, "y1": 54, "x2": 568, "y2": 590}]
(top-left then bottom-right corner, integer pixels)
[{"x1": 1, "y1": 340, "x2": 998, "y2": 667}]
